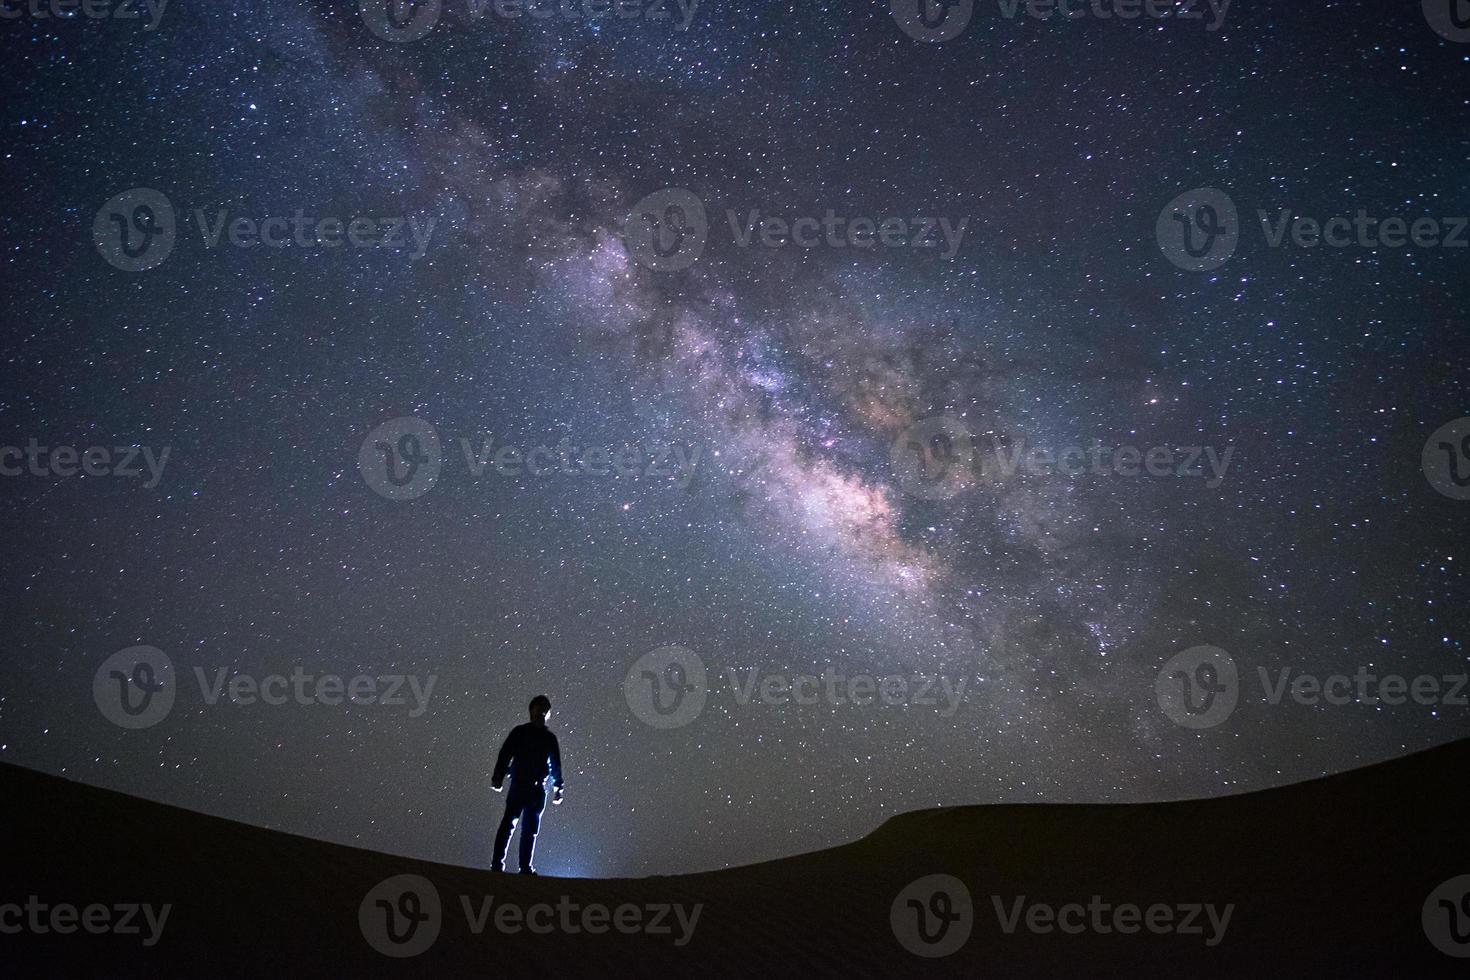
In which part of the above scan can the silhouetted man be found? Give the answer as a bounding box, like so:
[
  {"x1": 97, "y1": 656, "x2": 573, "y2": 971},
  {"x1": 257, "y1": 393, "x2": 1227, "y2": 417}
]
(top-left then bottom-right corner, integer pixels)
[{"x1": 491, "y1": 694, "x2": 564, "y2": 874}]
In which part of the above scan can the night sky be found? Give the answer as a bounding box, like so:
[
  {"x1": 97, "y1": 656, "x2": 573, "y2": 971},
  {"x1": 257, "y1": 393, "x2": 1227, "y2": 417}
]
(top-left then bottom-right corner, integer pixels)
[{"x1": 2, "y1": 0, "x2": 1468, "y2": 877}]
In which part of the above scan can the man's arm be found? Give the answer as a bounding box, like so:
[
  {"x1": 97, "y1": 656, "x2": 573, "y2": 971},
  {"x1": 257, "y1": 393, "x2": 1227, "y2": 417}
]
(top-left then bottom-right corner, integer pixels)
[
  {"x1": 491, "y1": 728, "x2": 516, "y2": 789},
  {"x1": 549, "y1": 732, "x2": 564, "y2": 790}
]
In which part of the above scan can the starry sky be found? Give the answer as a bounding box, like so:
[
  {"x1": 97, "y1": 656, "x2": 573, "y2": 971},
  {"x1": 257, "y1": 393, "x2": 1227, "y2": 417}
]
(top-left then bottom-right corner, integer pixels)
[{"x1": 2, "y1": 0, "x2": 1468, "y2": 877}]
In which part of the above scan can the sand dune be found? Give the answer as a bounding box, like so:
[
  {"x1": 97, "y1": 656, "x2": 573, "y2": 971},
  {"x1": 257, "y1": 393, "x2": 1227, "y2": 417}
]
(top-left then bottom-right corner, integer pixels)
[{"x1": 4, "y1": 739, "x2": 1469, "y2": 976}]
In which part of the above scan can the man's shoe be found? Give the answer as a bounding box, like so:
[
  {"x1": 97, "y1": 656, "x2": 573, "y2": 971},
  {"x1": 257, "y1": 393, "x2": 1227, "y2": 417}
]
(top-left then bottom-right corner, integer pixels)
[{"x1": 517, "y1": 868, "x2": 537, "y2": 876}]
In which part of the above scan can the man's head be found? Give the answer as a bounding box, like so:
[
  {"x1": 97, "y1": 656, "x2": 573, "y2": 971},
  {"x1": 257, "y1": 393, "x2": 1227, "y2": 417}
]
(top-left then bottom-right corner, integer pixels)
[{"x1": 528, "y1": 695, "x2": 551, "y2": 724}]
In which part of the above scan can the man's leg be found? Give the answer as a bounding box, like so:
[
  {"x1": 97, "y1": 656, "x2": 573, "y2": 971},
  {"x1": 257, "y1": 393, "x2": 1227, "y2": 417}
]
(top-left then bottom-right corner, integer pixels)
[
  {"x1": 517, "y1": 786, "x2": 547, "y2": 872},
  {"x1": 491, "y1": 794, "x2": 521, "y2": 871}
]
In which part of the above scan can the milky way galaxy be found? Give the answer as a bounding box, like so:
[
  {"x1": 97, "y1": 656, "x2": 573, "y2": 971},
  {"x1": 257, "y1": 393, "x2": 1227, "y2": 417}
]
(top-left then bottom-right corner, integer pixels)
[{"x1": 2, "y1": 0, "x2": 1467, "y2": 876}]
